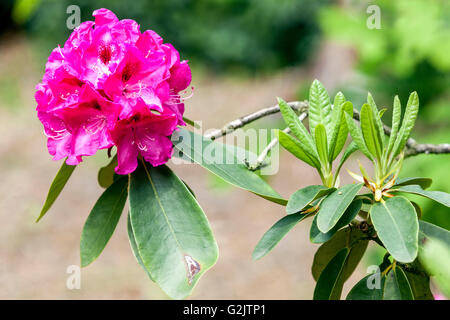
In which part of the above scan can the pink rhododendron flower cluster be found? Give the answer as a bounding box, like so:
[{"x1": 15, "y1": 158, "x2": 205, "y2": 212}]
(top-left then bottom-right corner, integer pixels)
[{"x1": 35, "y1": 8, "x2": 191, "y2": 174}]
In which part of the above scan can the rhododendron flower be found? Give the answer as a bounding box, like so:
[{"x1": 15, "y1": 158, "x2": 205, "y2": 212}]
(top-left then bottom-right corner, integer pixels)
[{"x1": 35, "y1": 8, "x2": 192, "y2": 174}]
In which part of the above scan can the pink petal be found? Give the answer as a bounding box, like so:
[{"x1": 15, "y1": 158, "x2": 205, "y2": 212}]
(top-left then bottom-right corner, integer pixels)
[{"x1": 93, "y1": 8, "x2": 118, "y2": 26}]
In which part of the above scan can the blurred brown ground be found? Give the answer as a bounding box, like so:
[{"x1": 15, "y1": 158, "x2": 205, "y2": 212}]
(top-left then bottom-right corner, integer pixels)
[{"x1": 0, "y1": 36, "x2": 369, "y2": 299}]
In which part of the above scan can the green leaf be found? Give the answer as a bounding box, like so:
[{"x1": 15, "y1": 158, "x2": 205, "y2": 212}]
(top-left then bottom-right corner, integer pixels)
[
  {"x1": 37, "y1": 161, "x2": 76, "y2": 222},
  {"x1": 312, "y1": 227, "x2": 368, "y2": 282},
  {"x1": 277, "y1": 129, "x2": 320, "y2": 169},
  {"x1": 345, "y1": 113, "x2": 374, "y2": 161},
  {"x1": 383, "y1": 267, "x2": 414, "y2": 300},
  {"x1": 333, "y1": 91, "x2": 345, "y2": 110},
  {"x1": 391, "y1": 185, "x2": 450, "y2": 207},
  {"x1": 313, "y1": 248, "x2": 349, "y2": 300},
  {"x1": 367, "y1": 93, "x2": 386, "y2": 148},
  {"x1": 418, "y1": 238, "x2": 450, "y2": 298},
  {"x1": 346, "y1": 275, "x2": 384, "y2": 300},
  {"x1": 129, "y1": 163, "x2": 218, "y2": 299},
  {"x1": 391, "y1": 92, "x2": 419, "y2": 158},
  {"x1": 277, "y1": 97, "x2": 318, "y2": 159},
  {"x1": 403, "y1": 260, "x2": 433, "y2": 300},
  {"x1": 80, "y1": 176, "x2": 128, "y2": 267},
  {"x1": 386, "y1": 95, "x2": 401, "y2": 159},
  {"x1": 394, "y1": 177, "x2": 432, "y2": 190},
  {"x1": 419, "y1": 220, "x2": 450, "y2": 247},
  {"x1": 127, "y1": 212, "x2": 154, "y2": 281},
  {"x1": 252, "y1": 213, "x2": 310, "y2": 260},
  {"x1": 173, "y1": 128, "x2": 287, "y2": 205},
  {"x1": 370, "y1": 197, "x2": 419, "y2": 263},
  {"x1": 97, "y1": 155, "x2": 117, "y2": 189},
  {"x1": 314, "y1": 123, "x2": 329, "y2": 168},
  {"x1": 308, "y1": 79, "x2": 333, "y2": 139},
  {"x1": 317, "y1": 183, "x2": 363, "y2": 233},
  {"x1": 286, "y1": 185, "x2": 334, "y2": 214},
  {"x1": 360, "y1": 103, "x2": 383, "y2": 161},
  {"x1": 328, "y1": 101, "x2": 352, "y2": 161},
  {"x1": 310, "y1": 200, "x2": 362, "y2": 244}
]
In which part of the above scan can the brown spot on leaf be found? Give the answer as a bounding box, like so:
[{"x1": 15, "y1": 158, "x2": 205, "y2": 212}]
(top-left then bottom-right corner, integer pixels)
[{"x1": 184, "y1": 254, "x2": 201, "y2": 285}]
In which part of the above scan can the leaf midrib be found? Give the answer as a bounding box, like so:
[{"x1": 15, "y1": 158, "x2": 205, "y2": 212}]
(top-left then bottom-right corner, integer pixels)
[
  {"x1": 380, "y1": 201, "x2": 412, "y2": 259},
  {"x1": 141, "y1": 160, "x2": 184, "y2": 254}
]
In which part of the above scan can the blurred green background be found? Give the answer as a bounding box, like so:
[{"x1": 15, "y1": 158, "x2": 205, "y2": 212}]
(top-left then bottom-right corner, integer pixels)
[{"x1": 0, "y1": 0, "x2": 448, "y2": 299}]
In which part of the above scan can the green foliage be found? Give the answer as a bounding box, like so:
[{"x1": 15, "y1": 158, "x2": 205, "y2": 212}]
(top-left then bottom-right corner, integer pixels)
[
  {"x1": 256, "y1": 81, "x2": 449, "y2": 300},
  {"x1": 310, "y1": 200, "x2": 361, "y2": 244},
  {"x1": 286, "y1": 185, "x2": 333, "y2": 215},
  {"x1": 252, "y1": 213, "x2": 311, "y2": 261},
  {"x1": 383, "y1": 267, "x2": 414, "y2": 300},
  {"x1": 346, "y1": 274, "x2": 384, "y2": 300},
  {"x1": 316, "y1": 183, "x2": 363, "y2": 233},
  {"x1": 37, "y1": 160, "x2": 76, "y2": 222},
  {"x1": 278, "y1": 81, "x2": 354, "y2": 187},
  {"x1": 391, "y1": 185, "x2": 450, "y2": 208},
  {"x1": 129, "y1": 163, "x2": 218, "y2": 299},
  {"x1": 80, "y1": 176, "x2": 128, "y2": 267},
  {"x1": 313, "y1": 248, "x2": 349, "y2": 300},
  {"x1": 277, "y1": 129, "x2": 320, "y2": 168},
  {"x1": 173, "y1": 128, "x2": 286, "y2": 205},
  {"x1": 37, "y1": 79, "x2": 449, "y2": 300},
  {"x1": 24, "y1": 0, "x2": 330, "y2": 72},
  {"x1": 319, "y1": 0, "x2": 450, "y2": 106},
  {"x1": 370, "y1": 197, "x2": 419, "y2": 263},
  {"x1": 97, "y1": 155, "x2": 117, "y2": 189}
]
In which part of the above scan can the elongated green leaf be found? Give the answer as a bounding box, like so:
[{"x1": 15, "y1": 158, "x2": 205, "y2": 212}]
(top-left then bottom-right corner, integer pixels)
[
  {"x1": 345, "y1": 113, "x2": 374, "y2": 161},
  {"x1": 173, "y1": 128, "x2": 287, "y2": 205},
  {"x1": 129, "y1": 163, "x2": 218, "y2": 299},
  {"x1": 127, "y1": 212, "x2": 154, "y2": 281},
  {"x1": 277, "y1": 130, "x2": 320, "y2": 168},
  {"x1": 37, "y1": 161, "x2": 76, "y2": 222},
  {"x1": 308, "y1": 79, "x2": 333, "y2": 139},
  {"x1": 252, "y1": 213, "x2": 310, "y2": 260},
  {"x1": 98, "y1": 155, "x2": 117, "y2": 189},
  {"x1": 314, "y1": 123, "x2": 329, "y2": 167},
  {"x1": 333, "y1": 92, "x2": 345, "y2": 110},
  {"x1": 286, "y1": 185, "x2": 334, "y2": 214},
  {"x1": 391, "y1": 92, "x2": 419, "y2": 158},
  {"x1": 329, "y1": 101, "x2": 352, "y2": 161},
  {"x1": 313, "y1": 248, "x2": 349, "y2": 300},
  {"x1": 360, "y1": 103, "x2": 383, "y2": 161},
  {"x1": 310, "y1": 200, "x2": 362, "y2": 243},
  {"x1": 312, "y1": 227, "x2": 367, "y2": 282},
  {"x1": 370, "y1": 197, "x2": 418, "y2": 263},
  {"x1": 331, "y1": 238, "x2": 368, "y2": 300},
  {"x1": 346, "y1": 275, "x2": 384, "y2": 300},
  {"x1": 391, "y1": 185, "x2": 450, "y2": 207},
  {"x1": 394, "y1": 177, "x2": 432, "y2": 190},
  {"x1": 277, "y1": 98, "x2": 318, "y2": 159},
  {"x1": 80, "y1": 177, "x2": 128, "y2": 267},
  {"x1": 367, "y1": 93, "x2": 386, "y2": 148},
  {"x1": 317, "y1": 183, "x2": 363, "y2": 233},
  {"x1": 383, "y1": 267, "x2": 414, "y2": 300},
  {"x1": 386, "y1": 95, "x2": 401, "y2": 159}
]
